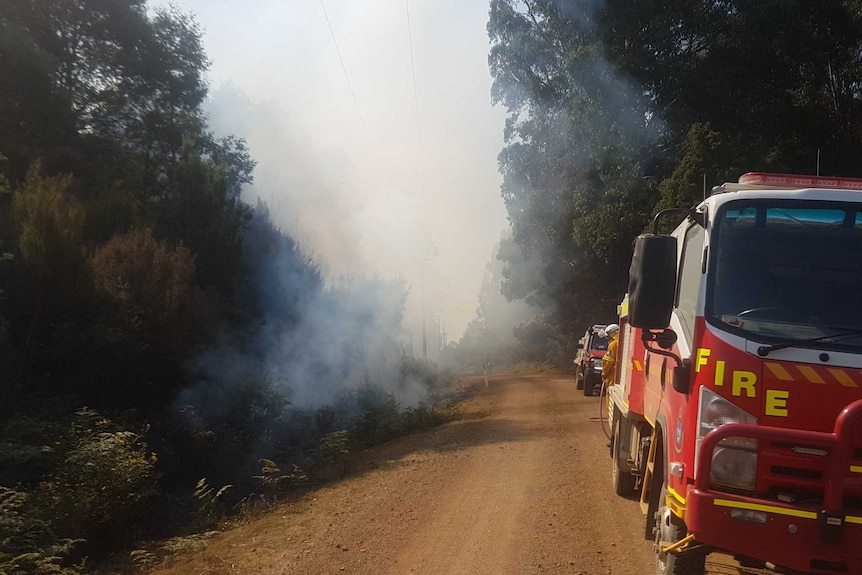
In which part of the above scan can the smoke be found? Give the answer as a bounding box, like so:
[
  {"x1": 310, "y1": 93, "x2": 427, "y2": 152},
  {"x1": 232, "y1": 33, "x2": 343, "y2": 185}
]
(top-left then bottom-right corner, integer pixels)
[
  {"x1": 147, "y1": 0, "x2": 508, "y2": 346},
  {"x1": 177, "y1": 196, "x2": 430, "y2": 411},
  {"x1": 141, "y1": 0, "x2": 509, "y2": 425}
]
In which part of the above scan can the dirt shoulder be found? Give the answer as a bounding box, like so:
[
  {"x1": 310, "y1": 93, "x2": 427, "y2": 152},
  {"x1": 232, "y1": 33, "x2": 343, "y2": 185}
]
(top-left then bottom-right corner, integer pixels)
[{"x1": 145, "y1": 374, "x2": 659, "y2": 574}]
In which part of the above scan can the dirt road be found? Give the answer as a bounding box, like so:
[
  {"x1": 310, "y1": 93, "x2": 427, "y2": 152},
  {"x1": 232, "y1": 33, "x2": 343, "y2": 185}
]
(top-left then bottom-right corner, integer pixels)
[{"x1": 149, "y1": 373, "x2": 738, "y2": 575}]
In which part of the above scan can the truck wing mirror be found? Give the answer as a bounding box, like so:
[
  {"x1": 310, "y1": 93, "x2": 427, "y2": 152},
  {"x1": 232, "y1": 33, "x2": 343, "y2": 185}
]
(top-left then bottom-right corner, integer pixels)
[
  {"x1": 628, "y1": 234, "x2": 677, "y2": 329},
  {"x1": 641, "y1": 330, "x2": 691, "y2": 394}
]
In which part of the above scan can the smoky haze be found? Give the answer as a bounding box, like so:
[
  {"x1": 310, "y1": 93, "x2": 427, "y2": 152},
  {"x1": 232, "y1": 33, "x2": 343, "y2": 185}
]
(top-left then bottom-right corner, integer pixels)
[{"x1": 151, "y1": 0, "x2": 509, "y2": 351}]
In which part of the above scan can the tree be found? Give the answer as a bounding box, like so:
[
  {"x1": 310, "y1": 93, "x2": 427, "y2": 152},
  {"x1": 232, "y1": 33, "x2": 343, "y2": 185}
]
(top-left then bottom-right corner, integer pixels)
[
  {"x1": 0, "y1": 15, "x2": 75, "y2": 183},
  {"x1": 487, "y1": 0, "x2": 862, "y2": 361},
  {"x1": 156, "y1": 140, "x2": 253, "y2": 297},
  {"x1": 12, "y1": 167, "x2": 87, "y2": 296},
  {"x1": 8, "y1": 167, "x2": 91, "y2": 399},
  {"x1": 92, "y1": 227, "x2": 199, "y2": 356},
  {"x1": 488, "y1": 0, "x2": 658, "y2": 356},
  {"x1": 653, "y1": 123, "x2": 746, "y2": 216},
  {"x1": 602, "y1": 0, "x2": 862, "y2": 175}
]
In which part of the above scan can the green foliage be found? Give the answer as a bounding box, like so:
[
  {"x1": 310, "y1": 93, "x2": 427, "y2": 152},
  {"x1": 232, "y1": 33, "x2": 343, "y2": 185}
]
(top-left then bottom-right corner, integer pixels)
[
  {"x1": 488, "y1": 0, "x2": 862, "y2": 361},
  {"x1": 12, "y1": 167, "x2": 86, "y2": 293},
  {"x1": 191, "y1": 478, "x2": 233, "y2": 528},
  {"x1": 252, "y1": 459, "x2": 307, "y2": 495},
  {"x1": 0, "y1": 538, "x2": 85, "y2": 575},
  {"x1": 0, "y1": 487, "x2": 52, "y2": 559},
  {"x1": 312, "y1": 431, "x2": 351, "y2": 463},
  {"x1": 401, "y1": 403, "x2": 456, "y2": 433},
  {"x1": 305, "y1": 430, "x2": 351, "y2": 484},
  {"x1": 488, "y1": 1, "x2": 658, "y2": 359},
  {"x1": 0, "y1": 15, "x2": 74, "y2": 183},
  {"x1": 156, "y1": 140, "x2": 252, "y2": 295},
  {"x1": 0, "y1": 410, "x2": 157, "y2": 572},
  {"x1": 350, "y1": 385, "x2": 455, "y2": 447},
  {"x1": 352, "y1": 386, "x2": 401, "y2": 446},
  {"x1": 38, "y1": 411, "x2": 158, "y2": 544},
  {"x1": 653, "y1": 123, "x2": 746, "y2": 219},
  {"x1": 603, "y1": 0, "x2": 862, "y2": 173},
  {"x1": 92, "y1": 227, "x2": 199, "y2": 355}
]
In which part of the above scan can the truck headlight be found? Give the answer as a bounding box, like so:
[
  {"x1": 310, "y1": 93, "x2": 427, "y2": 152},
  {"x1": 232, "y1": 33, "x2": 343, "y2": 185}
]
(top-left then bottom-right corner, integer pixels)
[
  {"x1": 711, "y1": 446, "x2": 757, "y2": 491},
  {"x1": 697, "y1": 387, "x2": 758, "y2": 491}
]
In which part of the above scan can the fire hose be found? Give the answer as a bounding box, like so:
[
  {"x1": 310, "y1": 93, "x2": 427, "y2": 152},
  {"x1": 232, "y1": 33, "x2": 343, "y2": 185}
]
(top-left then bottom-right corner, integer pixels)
[{"x1": 599, "y1": 379, "x2": 611, "y2": 440}]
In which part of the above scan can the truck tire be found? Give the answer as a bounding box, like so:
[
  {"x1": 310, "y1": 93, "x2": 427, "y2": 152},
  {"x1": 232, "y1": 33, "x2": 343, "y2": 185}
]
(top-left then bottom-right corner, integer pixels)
[
  {"x1": 576, "y1": 368, "x2": 584, "y2": 390},
  {"x1": 583, "y1": 372, "x2": 596, "y2": 396},
  {"x1": 612, "y1": 417, "x2": 637, "y2": 496},
  {"x1": 654, "y1": 482, "x2": 706, "y2": 575}
]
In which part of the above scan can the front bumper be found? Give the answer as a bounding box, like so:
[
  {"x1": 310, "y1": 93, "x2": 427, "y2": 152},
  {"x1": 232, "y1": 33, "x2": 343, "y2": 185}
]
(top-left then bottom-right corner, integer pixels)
[{"x1": 686, "y1": 400, "x2": 862, "y2": 574}]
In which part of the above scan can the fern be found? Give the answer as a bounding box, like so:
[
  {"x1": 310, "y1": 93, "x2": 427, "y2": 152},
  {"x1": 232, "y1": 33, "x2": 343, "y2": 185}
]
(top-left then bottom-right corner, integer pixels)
[
  {"x1": 252, "y1": 460, "x2": 307, "y2": 495},
  {"x1": 192, "y1": 478, "x2": 233, "y2": 528},
  {"x1": 129, "y1": 549, "x2": 160, "y2": 570}
]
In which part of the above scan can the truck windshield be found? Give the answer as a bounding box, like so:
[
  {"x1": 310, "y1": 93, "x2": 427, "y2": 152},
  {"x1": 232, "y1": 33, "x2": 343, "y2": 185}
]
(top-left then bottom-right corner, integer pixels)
[
  {"x1": 590, "y1": 336, "x2": 608, "y2": 351},
  {"x1": 708, "y1": 200, "x2": 862, "y2": 350}
]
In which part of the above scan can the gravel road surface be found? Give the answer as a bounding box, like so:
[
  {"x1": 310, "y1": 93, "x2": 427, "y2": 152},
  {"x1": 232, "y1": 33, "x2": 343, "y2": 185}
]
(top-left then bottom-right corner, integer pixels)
[{"x1": 149, "y1": 373, "x2": 749, "y2": 575}]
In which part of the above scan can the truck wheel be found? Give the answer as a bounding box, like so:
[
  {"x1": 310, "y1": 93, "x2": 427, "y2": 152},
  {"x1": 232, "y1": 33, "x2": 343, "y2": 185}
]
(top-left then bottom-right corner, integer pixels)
[
  {"x1": 654, "y1": 483, "x2": 706, "y2": 575},
  {"x1": 583, "y1": 372, "x2": 595, "y2": 396},
  {"x1": 576, "y1": 368, "x2": 584, "y2": 390},
  {"x1": 612, "y1": 417, "x2": 636, "y2": 496}
]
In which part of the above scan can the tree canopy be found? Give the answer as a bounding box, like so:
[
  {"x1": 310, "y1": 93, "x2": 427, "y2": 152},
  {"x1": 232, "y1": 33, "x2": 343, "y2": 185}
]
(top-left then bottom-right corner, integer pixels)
[{"x1": 487, "y1": 0, "x2": 862, "y2": 361}]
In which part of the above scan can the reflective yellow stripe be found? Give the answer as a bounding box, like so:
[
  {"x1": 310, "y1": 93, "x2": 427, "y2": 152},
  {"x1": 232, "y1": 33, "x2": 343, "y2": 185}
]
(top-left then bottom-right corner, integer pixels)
[
  {"x1": 668, "y1": 486, "x2": 686, "y2": 505},
  {"x1": 797, "y1": 366, "x2": 825, "y2": 384},
  {"x1": 850, "y1": 465, "x2": 862, "y2": 474},
  {"x1": 847, "y1": 516, "x2": 862, "y2": 525},
  {"x1": 765, "y1": 362, "x2": 794, "y2": 381},
  {"x1": 828, "y1": 368, "x2": 859, "y2": 388},
  {"x1": 714, "y1": 499, "x2": 817, "y2": 520}
]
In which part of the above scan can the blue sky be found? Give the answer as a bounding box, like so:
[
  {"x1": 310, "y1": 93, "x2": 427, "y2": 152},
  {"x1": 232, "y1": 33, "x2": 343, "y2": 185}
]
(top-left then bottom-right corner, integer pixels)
[{"x1": 150, "y1": 0, "x2": 509, "y2": 342}]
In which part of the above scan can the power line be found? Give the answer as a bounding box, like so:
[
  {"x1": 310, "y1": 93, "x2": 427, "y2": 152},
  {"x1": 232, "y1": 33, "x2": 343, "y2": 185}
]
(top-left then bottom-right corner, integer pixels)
[
  {"x1": 405, "y1": 0, "x2": 426, "y2": 192},
  {"x1": 406, "y1": 1, "x2": 441, "y2": 359},
  {"x1": 319, "y1": 0, "x2": 374, "y2": 156}
]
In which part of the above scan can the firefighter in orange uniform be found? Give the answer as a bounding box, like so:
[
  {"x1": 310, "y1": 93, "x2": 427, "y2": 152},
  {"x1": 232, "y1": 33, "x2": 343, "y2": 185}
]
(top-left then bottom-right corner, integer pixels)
[{"x1": 601, "y1": 323, "x2": 620, "y2": 388}]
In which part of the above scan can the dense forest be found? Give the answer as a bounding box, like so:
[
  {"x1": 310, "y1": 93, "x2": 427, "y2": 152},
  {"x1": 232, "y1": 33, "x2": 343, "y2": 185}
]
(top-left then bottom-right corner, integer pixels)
[
  {"x1": 483, "y1": 0, "x2": 862, "y2": 365},
  {"x1": 0, "y1": 2, "x2": 450, "y2": 573},
  {"x1": 6, "y1": 0, "x2": 862, "y2": 572}
]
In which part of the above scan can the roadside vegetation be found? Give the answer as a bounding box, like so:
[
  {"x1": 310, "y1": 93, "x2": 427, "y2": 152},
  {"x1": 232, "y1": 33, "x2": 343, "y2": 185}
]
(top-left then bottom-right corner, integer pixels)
[{"x1": 0, "y1": 2, "x2": 458, "y2": 573}]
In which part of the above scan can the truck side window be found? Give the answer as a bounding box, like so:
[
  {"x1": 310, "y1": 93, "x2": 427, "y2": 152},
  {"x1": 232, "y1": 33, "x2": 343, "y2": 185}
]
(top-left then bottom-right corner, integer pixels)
[{"x1": 676, "y1": 224, "x2": 705, "y2": 340}]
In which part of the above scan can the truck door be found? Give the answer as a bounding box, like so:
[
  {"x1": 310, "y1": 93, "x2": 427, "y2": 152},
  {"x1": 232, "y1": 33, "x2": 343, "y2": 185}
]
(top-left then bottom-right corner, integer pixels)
[{"x1": 643, "y1": 222, "x2": 705, "y2": 419}]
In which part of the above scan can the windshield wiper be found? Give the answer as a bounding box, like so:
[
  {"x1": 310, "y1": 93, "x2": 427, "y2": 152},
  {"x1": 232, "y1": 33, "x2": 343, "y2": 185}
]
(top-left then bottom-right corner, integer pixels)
[{"x1": 757, "y1": 327, "x2": 862, "y2": 357}]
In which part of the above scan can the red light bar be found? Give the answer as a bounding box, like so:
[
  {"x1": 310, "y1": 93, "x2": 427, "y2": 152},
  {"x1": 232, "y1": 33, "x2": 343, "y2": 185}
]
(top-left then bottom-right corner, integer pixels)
[{"x1": 739, "y1": 172, "x2": 862, "y2": 190}]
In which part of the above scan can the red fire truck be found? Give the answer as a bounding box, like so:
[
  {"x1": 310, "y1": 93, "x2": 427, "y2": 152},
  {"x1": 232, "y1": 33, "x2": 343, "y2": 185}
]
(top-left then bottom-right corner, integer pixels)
[{"x1": 607, "y1": 172, "x2": 862, "y2": 575}]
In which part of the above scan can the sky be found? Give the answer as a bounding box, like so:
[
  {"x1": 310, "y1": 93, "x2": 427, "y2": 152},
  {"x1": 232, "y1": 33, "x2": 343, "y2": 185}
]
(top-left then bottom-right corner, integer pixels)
[{"x1": 150, "y1": 0, "x2": 510, "y2": 344}]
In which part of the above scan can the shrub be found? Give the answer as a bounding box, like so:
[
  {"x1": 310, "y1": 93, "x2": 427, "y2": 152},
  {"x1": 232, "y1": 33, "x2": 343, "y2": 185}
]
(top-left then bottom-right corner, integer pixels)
[
  {"x1": 307, "y1": 431, "x2": 351, "y2": 483},
  {"x1": 35, "y1": 411, "x2": 158, "y2": 547},
  {"x1": 353, "y1": 386, "x2": 401, "y2": 446},
  {"x1": 0, "y1": 486, "x2": 83, "y2": 575},
  {"x1": 252, "y1": 460, "x2": 306, "y2": 496},
  {"x1": 92, "y1": 227, "x2": 199, "y2": 356},
  {"x1": 401, "y1": 403, "x2": 456, "y2": 433}
]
